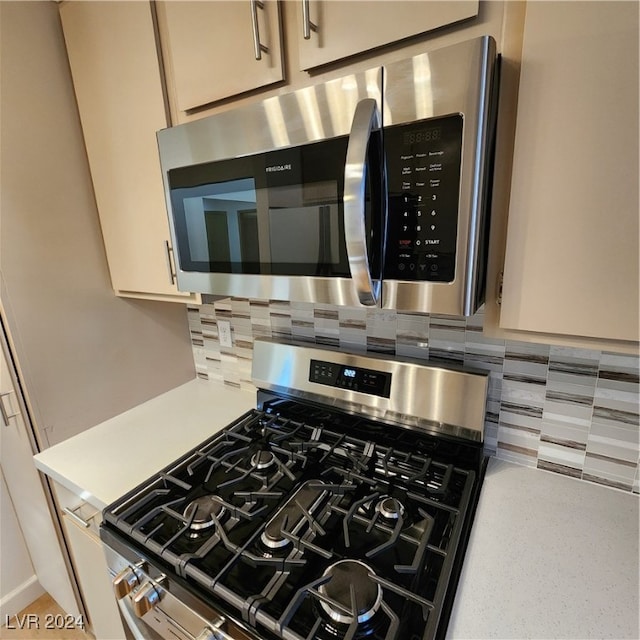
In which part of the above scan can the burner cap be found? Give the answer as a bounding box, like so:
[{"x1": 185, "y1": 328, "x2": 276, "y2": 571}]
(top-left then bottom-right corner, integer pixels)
[
  {"x1": 251, "y1": 449, "x2": 276, "y2": 471},
  {"x1": 261, "y1": 531, "x2": 290, "y2": 550},
  {"x1": 318, "y1": 560, "x2": 382, "y2": 625},
  {"x1": 376, "y1": 496, "x2": 405, "y2": 520},
  {"x1": 183, "y1": 495, "x2": 225, "y2": 531}
]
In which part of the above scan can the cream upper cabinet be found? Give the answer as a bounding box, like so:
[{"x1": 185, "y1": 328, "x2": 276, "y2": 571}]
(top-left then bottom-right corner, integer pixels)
[
  {"x1": 59, "y1": 1, "x2": 197, "y2": 302},
  {"x1": 498, "y1": 1, "x2": 639, "y2": 346},
  {"x1": 157, "y1": 0, "x2": 284, "y2": 112},
  {"x1": 295, "y1": 0, "x2": 479, "y2": 70}
]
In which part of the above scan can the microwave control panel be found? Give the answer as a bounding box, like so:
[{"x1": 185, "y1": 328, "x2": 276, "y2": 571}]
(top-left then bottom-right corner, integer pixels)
[{"x1": 384, "y1": 114, "x2": 463, "y2": 282}]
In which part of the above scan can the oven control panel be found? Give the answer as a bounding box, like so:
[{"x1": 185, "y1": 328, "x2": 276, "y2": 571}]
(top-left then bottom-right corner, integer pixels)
[
  {"x1": 384, "y1": 114, "x2": 463, "y2": 283},
  {"x1": 309, "y1": 359, "x2": 391, "y2": 398}
]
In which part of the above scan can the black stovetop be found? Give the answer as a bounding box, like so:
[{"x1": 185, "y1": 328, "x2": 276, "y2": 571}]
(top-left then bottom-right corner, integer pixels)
[{"x1": 101, "y1": 392, "x2": 485, "y2": 640}]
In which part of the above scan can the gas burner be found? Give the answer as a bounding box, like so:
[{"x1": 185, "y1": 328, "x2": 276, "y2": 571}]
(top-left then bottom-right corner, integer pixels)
[
  {"x1": 318, "y1": 560, "x2": 382, "y2": 625},
  {"x1": 251, "y1": 449, "x2": 276, "y2": 471},
  {"x1": 260, "y1": 480, "x2": 327, "y2": 551},
  {"x1": 183, "y1": 495, "x2": 226, "y2": 532},
  {"x1": 261, "y1": 529, "x2": 290, "y2": 550},
  {"x1": 376, "y1": 496, "x2": 405, "y2": 521}
]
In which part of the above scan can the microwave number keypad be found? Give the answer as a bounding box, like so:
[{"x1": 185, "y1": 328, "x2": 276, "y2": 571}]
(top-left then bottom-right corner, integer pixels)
[{"x1": 384, "y1": 114, "x2": 463, "y2": 282}]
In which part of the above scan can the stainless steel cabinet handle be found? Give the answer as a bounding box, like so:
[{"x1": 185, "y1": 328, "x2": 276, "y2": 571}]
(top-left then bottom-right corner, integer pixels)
[
  {"x1": 0, "y1": 391, "x2": 19, "y2": 426},
  {"x1": 62, "y1": 506, "x2": 91, "y2": 528},
  {"x1": 344, "y1": 98, "x2": 382, "y2": 307},
  {"x1": 302, "y1": 0, "x2": 317, "y2": 39},
  {"x1": 250, "y1": 0, "x2": 268, "y2": 60},
  {"x1": 164, "y1": 240, "x2": 176, "y2": 286}
]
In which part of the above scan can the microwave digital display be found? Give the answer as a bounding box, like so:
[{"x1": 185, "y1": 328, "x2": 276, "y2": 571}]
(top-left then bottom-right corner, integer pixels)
[{"x1": 403, "y1": 127, "x2": 442, "y2": 145}]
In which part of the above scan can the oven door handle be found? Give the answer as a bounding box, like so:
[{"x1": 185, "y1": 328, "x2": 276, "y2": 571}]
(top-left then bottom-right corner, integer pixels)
[
  {"x1": 117, "y1": 597, "x2": 151, "y2": 640},
  {"x1": 117, "y1": 593, "x2": 234, "y2": 640},
  {"x1": 344, "y1": 98, "x2": 382, "y2": 307}
]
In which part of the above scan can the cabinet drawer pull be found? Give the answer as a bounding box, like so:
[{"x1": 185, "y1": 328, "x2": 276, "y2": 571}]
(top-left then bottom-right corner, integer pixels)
[
  {"x1": 0, "y1": 391, "x2": 19, "y2": 426},
  {"x1": 302, "y1": 0, "x2": 317, "y2": 40},
  {"x1": 63, "y1": 506, "x2": 91, "y2": 528},
  {"x1": 250, "y1": 0, "x2": 268, "y2": 60}
]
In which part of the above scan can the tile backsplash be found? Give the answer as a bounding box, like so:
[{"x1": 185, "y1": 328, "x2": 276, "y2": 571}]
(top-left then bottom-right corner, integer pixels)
[{"x1": 187, "y1": 299, "x2": 639, "y2": 494}]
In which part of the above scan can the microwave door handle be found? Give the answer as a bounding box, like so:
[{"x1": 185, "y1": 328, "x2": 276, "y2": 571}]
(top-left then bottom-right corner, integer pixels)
[{"x1": 344, "y1": 98, "x2": 381, "y2": 307}]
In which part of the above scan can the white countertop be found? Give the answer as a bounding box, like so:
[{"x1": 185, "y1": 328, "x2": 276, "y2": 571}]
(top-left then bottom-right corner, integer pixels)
[
  {"x1": 447, "y1": 458, "x2": 639, "y2": 639},
  {"x1": 35, "y1": 379, "x2": 640, "y2": 639},
  {"x1": 34, "y1": 379, "x2": 256, "y2": 510}
]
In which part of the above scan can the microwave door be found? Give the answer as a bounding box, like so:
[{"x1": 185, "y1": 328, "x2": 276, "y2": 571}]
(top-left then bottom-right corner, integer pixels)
[{"x1": 159, "y1": 65, "x2": 385, "y2": 305}]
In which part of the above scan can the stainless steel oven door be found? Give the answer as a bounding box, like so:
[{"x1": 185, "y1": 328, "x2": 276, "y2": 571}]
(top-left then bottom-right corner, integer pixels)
[{"x1": 115, "y1": 595, "x2": 162, "y2": 640}]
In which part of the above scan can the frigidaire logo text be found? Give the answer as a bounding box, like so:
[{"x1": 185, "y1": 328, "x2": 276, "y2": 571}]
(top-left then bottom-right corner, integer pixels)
[{"x1": 265, "y1": 164, "x2": 292, "y2": 173}]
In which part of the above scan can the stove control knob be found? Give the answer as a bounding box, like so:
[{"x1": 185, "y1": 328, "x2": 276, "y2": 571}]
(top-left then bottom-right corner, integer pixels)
[
  {"x1": 131, "y1": 581, "x2": 161, "y2": 618},
  {"x1": 112, "y1": 566, "x2": 140, "y2": 599}
]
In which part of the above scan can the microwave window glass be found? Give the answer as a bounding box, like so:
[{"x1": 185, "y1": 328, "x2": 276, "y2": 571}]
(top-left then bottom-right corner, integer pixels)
[
  {"x1": 268, "y1": 182, "x2": 340, "y2": 269},
  {"x1": 180, "y1": 178, "x2": 258, "y2": 266},
  {"x1": 167, "y1": 134, "x2": 367, "y2": 278}
]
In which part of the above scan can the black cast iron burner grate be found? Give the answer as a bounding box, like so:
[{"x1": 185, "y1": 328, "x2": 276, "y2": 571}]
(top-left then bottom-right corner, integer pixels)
[{"x1": 103, "y1": 404, "x2": 478, "y2": 640}]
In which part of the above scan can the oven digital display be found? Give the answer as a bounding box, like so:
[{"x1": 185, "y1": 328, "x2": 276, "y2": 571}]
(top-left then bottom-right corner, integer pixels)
[{"x1": 309, "y1": 360, "x2": 391, "y2": 398}]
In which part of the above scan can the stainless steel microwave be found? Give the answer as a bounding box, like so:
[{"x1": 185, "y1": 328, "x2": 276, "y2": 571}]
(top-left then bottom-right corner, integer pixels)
[{"x1": 157, "y1": 36, "x2": 498, "y2": 316}]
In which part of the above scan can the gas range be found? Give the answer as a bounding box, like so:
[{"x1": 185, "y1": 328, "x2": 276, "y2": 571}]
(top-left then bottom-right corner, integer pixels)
[{"x1": 100, "y1": 339, "x2": 488, "y2": 640}]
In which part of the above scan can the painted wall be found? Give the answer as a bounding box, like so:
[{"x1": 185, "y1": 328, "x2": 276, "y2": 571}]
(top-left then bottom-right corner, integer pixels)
[{"x1": 187, "y1": 298, "x2": 639, "y2": 494}]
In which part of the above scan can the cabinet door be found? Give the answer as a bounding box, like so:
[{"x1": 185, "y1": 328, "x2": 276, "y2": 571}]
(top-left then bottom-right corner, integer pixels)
[
  {"x1": 0, "y1": 338, "x2": 80, "y2": 620},
  {"x1": 159, "y1": 0, "x2": 284, "y2": 112},
  {"x1": 0, "y1": 470, "x2": 39, "y2": 613},
  {"x1": 61, "y1": 512, "x2": 126, "y2": 640},
  {"x1": 500, "y1": 1, "x2": 639, "y2": 343},
  {"x1": 59, "y1": 1, "x2": 196, "y2": 302},
  {"x1": 296, "y1": 0, "x2": 478, "y2": 70}
]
